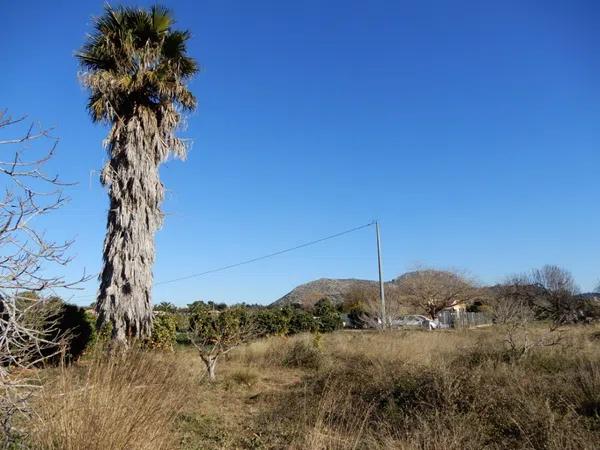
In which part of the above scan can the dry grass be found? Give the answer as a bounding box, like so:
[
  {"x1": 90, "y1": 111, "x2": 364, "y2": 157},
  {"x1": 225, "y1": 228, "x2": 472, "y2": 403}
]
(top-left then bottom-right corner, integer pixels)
[
  {"x1": 25, "y1": 324, "x2": 600, "y2": 449},
  {"x1": 29, "y1": 349, "x2": 195, "y2": 450}
]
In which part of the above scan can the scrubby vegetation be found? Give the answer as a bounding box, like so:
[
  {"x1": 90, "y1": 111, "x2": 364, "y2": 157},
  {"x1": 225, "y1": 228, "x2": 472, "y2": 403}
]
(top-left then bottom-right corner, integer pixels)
[
  {"x1": 23, "y1": 324, "x2": 600, "y2": 449},
  {"x1": 4, "y1": 265, "x2": 599, "y2": 448}
]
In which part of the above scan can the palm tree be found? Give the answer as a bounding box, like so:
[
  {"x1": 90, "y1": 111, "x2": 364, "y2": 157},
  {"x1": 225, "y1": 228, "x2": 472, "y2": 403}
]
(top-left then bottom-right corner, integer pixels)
[{"x1": 77, "y1": 5, "x2": 198, "y2": 347}]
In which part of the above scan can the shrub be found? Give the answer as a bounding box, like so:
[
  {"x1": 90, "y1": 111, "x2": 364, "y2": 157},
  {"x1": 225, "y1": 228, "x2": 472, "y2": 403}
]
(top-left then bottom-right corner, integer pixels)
[
  {"x1": 347, "y1": 303, "x2": 368, "y2": 328},
  {"x1": 254, "y1": 309, "x2": 289, "y2": 336},
  {"x1": 283, "y1": 336, "x2": 325, "y2": 370},
  {"x1": 81, "y1": 310, "x2": 103, "y2": 351},
  {"x1": 173, "y1": 312, "x2": 189, "y2": 332},
  {"x1": 313, "y1": 298, "x2": 343, "y2": 332},
  {"x1": 228, "y1": 368, "x2": 259, "y2": 387},
  {"x1": 148, "y1": 313, "x2": 178, "y2": 351},
  {"x1": 37, "y1": 300, "x2": 94, "y2": 363},
  {"x1": 287, "y1": 307, "x2": 318, "y2": 334}
]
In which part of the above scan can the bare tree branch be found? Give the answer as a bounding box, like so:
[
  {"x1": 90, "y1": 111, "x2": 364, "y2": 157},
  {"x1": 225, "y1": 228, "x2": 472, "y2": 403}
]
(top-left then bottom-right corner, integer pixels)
[
  {"x1": 396, "y1": 269, "x2": 479, "y2": 320},
  {"x1": 0, "y1": 111, "x2": 88, "y2": 445}
]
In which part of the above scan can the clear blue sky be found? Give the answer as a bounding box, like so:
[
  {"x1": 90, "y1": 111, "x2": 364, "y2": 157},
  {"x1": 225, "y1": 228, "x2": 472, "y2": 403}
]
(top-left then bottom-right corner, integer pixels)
[{"x1": 2, "y1": 0, "x2": 599, "y2": 306}]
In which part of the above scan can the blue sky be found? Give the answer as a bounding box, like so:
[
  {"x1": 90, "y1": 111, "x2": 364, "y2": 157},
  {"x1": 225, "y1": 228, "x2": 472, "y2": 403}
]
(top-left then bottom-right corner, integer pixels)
[{"x1": 2, "y1": 0, "x2": 599, "y2": 306}]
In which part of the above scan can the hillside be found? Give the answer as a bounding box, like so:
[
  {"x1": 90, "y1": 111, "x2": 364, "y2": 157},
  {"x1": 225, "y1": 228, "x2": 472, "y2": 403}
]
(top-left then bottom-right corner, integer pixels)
[
  {"x1": 271, "y1": 278, "x2": 380, "y2": 307},
  {"x1": 270, "y1": 271, "x2": 451, "y2": 308},
  {"x1": 271, "y1": 274, "x2": 600, "y2": 310}
]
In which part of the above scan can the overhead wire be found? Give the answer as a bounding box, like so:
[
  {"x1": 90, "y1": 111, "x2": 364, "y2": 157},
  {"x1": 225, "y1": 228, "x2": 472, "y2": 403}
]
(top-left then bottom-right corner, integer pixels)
[
  {"x1": 69, "y1": 221, "x2": 376, "y2": 300},
  {"x1": 154, "y1": 221, "x2": 375, "y2": 286}
]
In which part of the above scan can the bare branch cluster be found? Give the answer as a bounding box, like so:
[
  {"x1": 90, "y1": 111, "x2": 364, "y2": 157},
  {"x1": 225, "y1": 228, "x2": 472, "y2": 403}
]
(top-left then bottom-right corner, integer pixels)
[
  {"x1": 396, "y1": 269, "x2": 479, "y2": 320},
  {"x1": 0, "y1": 112, "x2": 84, "y2": 294},
  {"x1": 529, "y1": 265, "x2": 581, "y2": 324},
  {"x1": 493, "y1": 266, "x2": 583, "y2": 325},
  {"x1": 0, "y1": 298, "x2": 65, "y2": 445},
  {"x1": 0, "y1": 111, "x2": 85, "y2": 445},
  {"x1": 492, "y1": 274, "x2": 564, "y2": 359}
]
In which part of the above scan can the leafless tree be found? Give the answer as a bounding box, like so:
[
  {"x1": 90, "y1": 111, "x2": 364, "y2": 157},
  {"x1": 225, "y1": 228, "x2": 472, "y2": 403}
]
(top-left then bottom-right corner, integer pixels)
[
  {"x1": 490, "y1": 276, "x2": 535, "y2": 323},
  {"x1": 0, "y1": 111, "x2": 85, "y2": 445},
  {"x1": 528, "y1": 265, "x2": 581, "y2": 324},
  {"x1": 492, "y1": 275, "x2": 563, "y2": 359},
  {"x1": 396, "y1": 269, "x2": 479, "y2": 320},
  {"x1": 531, "y1": 265, "x2": 577, "y2": 293}
]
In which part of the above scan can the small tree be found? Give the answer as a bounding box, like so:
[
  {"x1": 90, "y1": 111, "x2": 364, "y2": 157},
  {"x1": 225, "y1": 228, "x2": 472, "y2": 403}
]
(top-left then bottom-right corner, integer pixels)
[
  {"x1": 188, "y1": 307, "x2": 256, "y2": 381},
  {"x1": 313, "y1": 299, "x2": 343, "y2": 332},
  {"x1": 492, "y1": 276, "x2": 562, "y2": 359},
  {"x1": 529, "y1": 265, "x2": 581, "y2": 324},
  {"x1": 148, "y1": 313, "x2": 177, "y2": 351},
  {"x1": 497, "y1": 266, "x2": 583, "y2": 324},
  {"x1": 398, "y1": 269, "x2": 478, "y2": 320}
]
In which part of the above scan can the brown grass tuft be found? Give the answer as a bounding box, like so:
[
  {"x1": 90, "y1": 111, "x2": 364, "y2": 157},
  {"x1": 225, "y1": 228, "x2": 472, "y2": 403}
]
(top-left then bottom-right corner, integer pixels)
[{"x1": 29, "y1": 349, "x2": 194, "y2": 450}]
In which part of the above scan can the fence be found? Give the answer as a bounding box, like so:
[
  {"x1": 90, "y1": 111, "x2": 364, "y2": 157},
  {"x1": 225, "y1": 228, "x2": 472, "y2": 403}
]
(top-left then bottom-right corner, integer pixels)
[{"x1": 437, "y1": 310, "x2": 491, "y2": 329}]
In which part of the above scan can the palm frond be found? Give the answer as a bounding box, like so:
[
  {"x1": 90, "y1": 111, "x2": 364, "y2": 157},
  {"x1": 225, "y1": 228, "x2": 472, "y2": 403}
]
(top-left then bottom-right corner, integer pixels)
[
  {"x1": 77, "y1": 4, "x2": 198, "y2": 121},
  {"x1": 151, "y1": 5, "x2": 172, "y2": 33}
]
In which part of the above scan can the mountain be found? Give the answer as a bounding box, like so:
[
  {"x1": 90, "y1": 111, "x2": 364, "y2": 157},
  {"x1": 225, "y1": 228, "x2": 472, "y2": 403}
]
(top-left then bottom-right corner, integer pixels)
[
  {"x1": 271, "y1": 278, "x2": 379, "y2": 308},
  {"x1": 271, "y1": 271, "x2": 484, "y2": 309},
  {"x1": 270, "y1": 273, "x2": 600, "y2": 312}
]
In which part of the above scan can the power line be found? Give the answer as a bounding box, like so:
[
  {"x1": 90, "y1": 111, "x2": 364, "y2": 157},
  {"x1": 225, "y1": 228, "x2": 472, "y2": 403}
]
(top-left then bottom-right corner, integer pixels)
[
  {"x1": 154, "y1": 221, "x2": 375, "y2": 286},
  {"x1": 68, "y1": 220, "x2": 376, "y2": 301}
]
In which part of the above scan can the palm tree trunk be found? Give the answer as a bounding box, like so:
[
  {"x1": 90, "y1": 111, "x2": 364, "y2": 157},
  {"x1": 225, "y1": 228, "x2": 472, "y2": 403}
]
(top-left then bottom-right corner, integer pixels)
[{"x1": 96, "y1": 112, "x2": 165, "y2": 345}]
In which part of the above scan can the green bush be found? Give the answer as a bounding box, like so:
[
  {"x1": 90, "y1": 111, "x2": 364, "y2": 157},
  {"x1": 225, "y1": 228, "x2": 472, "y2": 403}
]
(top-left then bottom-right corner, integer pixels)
[
  {"x1": 83, "y1": 312, "x2": 112, "y2": 351},
  {"x1": 49, "y1": 302, "x2": 93, "y2": 362},
  {"x1": 313, "y1": 298, "x2": 343, "y2": 332},
  {"x1": 83, "y1": 310, "x2": 99, "y2": 348},
  {"x1": 17, "y1": 298, "x2": 94, "y2": 363},
  {"x1": 286, "y1": 307, "x2": 318, "y2": 334},
  {"x1": 252, "y1": 307, "x2": 320, "y2": 337},
  {"x1": 254, "y1": 309, "x2": 289, "y2": 336},
  {"x1": 173, "y1": 312, "x2": 189, "y2": 332},
  {"x1": 148, "y1": 313, "x2": 178, "y2": 351}
]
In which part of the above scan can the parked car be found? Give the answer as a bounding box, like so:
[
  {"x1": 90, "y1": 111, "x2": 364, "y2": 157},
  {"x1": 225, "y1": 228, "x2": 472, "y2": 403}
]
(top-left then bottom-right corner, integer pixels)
[{"x1": 392, "y1": 315, "x2": 439, "y2": 330}]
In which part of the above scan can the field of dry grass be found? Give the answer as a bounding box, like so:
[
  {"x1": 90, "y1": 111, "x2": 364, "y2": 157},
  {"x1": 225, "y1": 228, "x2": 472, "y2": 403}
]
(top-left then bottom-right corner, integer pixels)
[{"x1": 28, "y1": 324, "x2": 600, "y2": 449}]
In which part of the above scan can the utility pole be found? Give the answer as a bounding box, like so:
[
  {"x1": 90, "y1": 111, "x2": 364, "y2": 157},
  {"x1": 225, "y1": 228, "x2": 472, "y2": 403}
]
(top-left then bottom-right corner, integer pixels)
[{"x1": 375, "y1": 221, "x2": 386, "y2": 329}]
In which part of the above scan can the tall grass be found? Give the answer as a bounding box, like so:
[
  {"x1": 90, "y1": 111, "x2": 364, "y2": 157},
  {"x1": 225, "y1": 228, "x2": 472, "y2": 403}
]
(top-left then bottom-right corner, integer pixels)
[
  {"x1": 235, "y1": 327, "x2": 600, "y2": 449},
  {"x1": 25, "y1": 325, "x2": 600, "y2": 449},
  {"x1": 29, "y1": 349, "x2": 194, "y2": 450}
]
